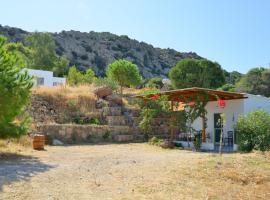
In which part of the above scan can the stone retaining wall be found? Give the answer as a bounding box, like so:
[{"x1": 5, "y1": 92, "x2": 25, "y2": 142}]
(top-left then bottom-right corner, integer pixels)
[{"x1": 37, "y1": 124, "x2": 132, "y2": 144}]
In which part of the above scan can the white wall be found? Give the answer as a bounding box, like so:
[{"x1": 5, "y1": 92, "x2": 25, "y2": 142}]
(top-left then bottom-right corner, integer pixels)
[
  {"x1": 24, "y1": 68, "x2": 66, "y2": 87},
  {"x1": 26, "y1": 69, "x2": 54, "y2": 86},
  {"x1": 243, "y1": 94, "x2": 270, "y2": 114},
  {"x1": 192, "y1": 99, "x2": 244, "y2": 142},
  {"x1": 52, "y1": 77, "x2": 66, "y2": 86},
  {"x1": 191, "y1": 94, "x2": 270, "y2": 144}
]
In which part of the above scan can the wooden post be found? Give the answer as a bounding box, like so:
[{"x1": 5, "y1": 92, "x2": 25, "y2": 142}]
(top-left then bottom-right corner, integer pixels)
[
  {"x1": 170, "y1": 101, "x2": 175, "y2": 141},
  {"x1": 202, "y1": 113, "x2": 206, "y2": 142}
]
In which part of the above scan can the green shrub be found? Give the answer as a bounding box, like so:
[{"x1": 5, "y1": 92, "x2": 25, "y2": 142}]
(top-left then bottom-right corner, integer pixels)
[
  {"x1": 45, "y1": 135, "x2": 53, "y2": 145},
  {"x1": 73, "y1": 116, "x2": 83, "y2": 124},
  {"x1": 146, "y1": 77, "x2": 164, "y2": 89},
  {"x1": 148, "y1": 137, "x2": 163, "y2": 146},
  {"x1": 90, "y1": 118, "x2": 100, "y2": 125},
  {"x1": 235, "y1": 110, "x2": 270, "y2": 152},
  {"x1": 102, "y1": 130, "x2": 111, "y2": 140},
  {"x1": 194, "y1": 134, "x2": 202, "y2": 151}
]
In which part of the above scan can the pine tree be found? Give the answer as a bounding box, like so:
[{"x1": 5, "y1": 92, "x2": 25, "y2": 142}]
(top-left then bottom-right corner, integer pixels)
[{"x1": 0, "y1": 36, "x2": 33, "y2": 138}]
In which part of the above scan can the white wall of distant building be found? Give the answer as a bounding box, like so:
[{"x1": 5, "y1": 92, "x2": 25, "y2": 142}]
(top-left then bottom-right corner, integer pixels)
[{"x1": 24, "y1": 69, "x2": 66, "y2": 87}]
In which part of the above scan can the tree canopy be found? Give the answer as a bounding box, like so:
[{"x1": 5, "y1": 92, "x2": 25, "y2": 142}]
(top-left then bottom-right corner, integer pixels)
[
  {"x1": 67, "y1": 66, "x2": 96, "y2": 86},
  {"x1": 106, "y1": 59, "x2": 142, "y2": 94},
  {"x1": 169, "y1": 58, "x2": 225, "y2": 89},
  {"x1": 25, "y1": 32, "x2": 69, "y2": 76},
  {"x1": 236, "y1": 67, "x2": 270, "y2": 97},
  {"x1": 0, "y1": 36, "x2": 33, "y2": 138}
]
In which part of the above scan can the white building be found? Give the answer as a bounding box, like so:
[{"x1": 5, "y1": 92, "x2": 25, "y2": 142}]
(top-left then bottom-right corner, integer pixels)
[
  {"x1": 191, "y1": 92, "x2": 270, "y2": 151},
  {"x1": 135, "y1": 87, "x2": 270, "y2": 151},
  {"x1": 24, "y1": 69, "x2": 66, "y2": 87}
]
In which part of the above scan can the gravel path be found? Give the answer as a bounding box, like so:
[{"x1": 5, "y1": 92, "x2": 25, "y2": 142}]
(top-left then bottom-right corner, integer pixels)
[{"x1": 0, "y1": 143, "x2": 269, "y2": 200}]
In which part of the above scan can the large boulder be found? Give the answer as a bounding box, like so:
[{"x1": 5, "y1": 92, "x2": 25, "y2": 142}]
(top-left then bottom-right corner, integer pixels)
[
  {"x1": 105, "y1": 94, "x2": 123, "y2": 105},
  {"x1": 93, "y1": 86, "x2": 112, "y2": 98}
]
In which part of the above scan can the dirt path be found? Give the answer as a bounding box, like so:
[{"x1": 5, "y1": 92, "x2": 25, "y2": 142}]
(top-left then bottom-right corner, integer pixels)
[{"x1": 0, "y1": 143, "x2": 269, "y2": 200}]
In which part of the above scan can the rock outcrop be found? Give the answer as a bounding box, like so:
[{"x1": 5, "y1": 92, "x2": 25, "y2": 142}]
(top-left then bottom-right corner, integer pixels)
[{"x1": 0, "y1": 24, "x2": 202, "y2": 78}]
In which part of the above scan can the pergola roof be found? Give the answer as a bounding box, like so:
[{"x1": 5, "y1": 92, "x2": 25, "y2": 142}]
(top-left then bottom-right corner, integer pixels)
[{"x1": 134, "y1": 87, "x2": 247, "y2": 102}]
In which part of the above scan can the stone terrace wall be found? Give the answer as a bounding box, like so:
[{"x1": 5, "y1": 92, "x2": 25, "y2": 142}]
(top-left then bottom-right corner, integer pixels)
[
  {"x1": 37, "y1": 124, "x2": 133, "y2": 144},
  {"x1": 131, "y1": 117, "x2": 171, "y2": 139}
]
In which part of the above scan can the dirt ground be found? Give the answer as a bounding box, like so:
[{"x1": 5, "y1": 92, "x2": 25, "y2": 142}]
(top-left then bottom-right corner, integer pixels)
[{"x1": 0, "y1": 143, "x2": 270, "y2": 200}]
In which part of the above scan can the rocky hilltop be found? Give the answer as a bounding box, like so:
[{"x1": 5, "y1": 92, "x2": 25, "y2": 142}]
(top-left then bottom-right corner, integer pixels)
[{"x1": 0, "y1": 25, "x2": 202, "y2": 78}]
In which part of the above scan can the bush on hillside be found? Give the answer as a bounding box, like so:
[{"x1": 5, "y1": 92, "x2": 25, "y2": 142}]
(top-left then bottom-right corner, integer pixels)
[
  {"x1": 67, "y1": 66, "x2": 96, "y2": 85},
  {"x1": 146, "y1": 77, "x2": 164, "y2": 89},
  {"x1": 93, "y1": 77, "x2": 119, "y2": 91},
  {"x1": 234, "y1": 110, "x2": 270, "y2": 152}
]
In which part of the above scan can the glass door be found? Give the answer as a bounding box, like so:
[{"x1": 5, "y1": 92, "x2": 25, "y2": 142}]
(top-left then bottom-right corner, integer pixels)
[{"x1": 214, "y1": 113, "x2": 223, "y2": 143}]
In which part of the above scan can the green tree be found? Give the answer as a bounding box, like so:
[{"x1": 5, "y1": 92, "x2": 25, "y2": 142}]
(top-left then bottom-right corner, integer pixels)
[
  {"x1": 236, "y1": 67, "x2": 270, "y2": 96},
  {"x1": 107, "y1": 59, "x2": 142, "y2": 96},
  {"x1": 25, "y1": 32, "x2": 69, "y2": 76},
  {"x1": 235, "y1": 110, "x2": 270, "y2": 152},
  {"x1": 223, "y1": 70, "x2": 243, "y2": 85},
  {"x1": 0, "y1": 36, "x2": 33, "y2": 138},
  {"x1": 261, "y1": 70, "x2": 270, "y2": 97},
  {"x1": 67, "y1": 67, "x2": 96, "y2": 86},
  {"x1": 199, "y1": 59, "x2": 225, "y2": 88},
  {"x1": 67, "y1": 66, "x2": 84, "y2": 86},
  {"x1": 53, "y1": 56, "x2": 69, "y2": 77},
  {"x1": 169, "y1": 58, "x2": 225, "y2": 89},
  {"x1": 83, "y1": 68, "x2": 95, "y2": 84},
  {"x1": 218, "y1": 83, "x2": 236, "y2": 92},
  {"x1": 4, "y1": 42, "x2": 33, "y2": 68}
]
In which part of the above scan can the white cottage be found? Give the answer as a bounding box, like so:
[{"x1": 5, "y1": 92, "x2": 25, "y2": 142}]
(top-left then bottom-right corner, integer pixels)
[
  {"x1": 192, "y1": 92, "x2": 270, "y2": 151},
  {"x1": 135, "y1": 87, "x2": 270, "y2": 151},
  {"x1": 24, "y1": 69, "x2": 66, "y2": 87}
]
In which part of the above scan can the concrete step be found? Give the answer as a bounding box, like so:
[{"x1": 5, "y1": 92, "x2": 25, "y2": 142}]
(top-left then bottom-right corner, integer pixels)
[
  {"x1": 102, "y1": 107, "x2": 122, "y2": 116},
  {"x1": 106, "y1": 116, "x2": 127, "y2": 126}
]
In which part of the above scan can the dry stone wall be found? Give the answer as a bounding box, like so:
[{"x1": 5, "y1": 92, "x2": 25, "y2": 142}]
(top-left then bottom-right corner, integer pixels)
[{"x1": 37, "y1": 124, "x2": 133, "y2": 143}]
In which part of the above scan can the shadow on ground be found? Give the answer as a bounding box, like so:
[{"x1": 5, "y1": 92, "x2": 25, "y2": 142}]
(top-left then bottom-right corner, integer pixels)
[{"x1": 0, "y1": 152, "x2": 54, "y2": 192}]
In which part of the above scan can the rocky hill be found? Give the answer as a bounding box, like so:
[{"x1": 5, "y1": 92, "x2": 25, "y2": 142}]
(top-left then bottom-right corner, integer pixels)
[{"x1": 0, "y1": 24, "x2": 202, "y2": 78}]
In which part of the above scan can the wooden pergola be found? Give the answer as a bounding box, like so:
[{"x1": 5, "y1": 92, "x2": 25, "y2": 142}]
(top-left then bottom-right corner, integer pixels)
[{"x1": 134, "y1": 87, "x2": 247, "y2": 142}]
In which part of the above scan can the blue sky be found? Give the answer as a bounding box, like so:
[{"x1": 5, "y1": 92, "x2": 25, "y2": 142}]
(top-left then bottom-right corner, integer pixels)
[{"x1": 1, "y1": 0, "x2": 269, "y2": 73}]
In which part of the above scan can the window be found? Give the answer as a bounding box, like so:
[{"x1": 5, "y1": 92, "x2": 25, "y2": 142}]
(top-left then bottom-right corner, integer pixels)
[
  {"x1": 36, "y1": 77, "x2": 44, "y2": 86},
  {"x1": 53, "y1": 82, "x2": 62, "y2": 86}
]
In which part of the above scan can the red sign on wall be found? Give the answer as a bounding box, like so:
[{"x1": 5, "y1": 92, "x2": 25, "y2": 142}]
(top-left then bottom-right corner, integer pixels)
[{"x1": 218, "y1": 99, "x2": 226, "y2": 108}]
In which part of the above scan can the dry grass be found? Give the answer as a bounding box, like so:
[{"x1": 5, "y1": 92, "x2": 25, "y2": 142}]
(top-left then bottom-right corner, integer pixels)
[
  {"x1": 32, "y1": 85, "x2": 147, "y2": 112},
  {"x1": 32, "y1": 85, "x2": 97, "y2": 100},
  {"x1": 0, "y1": 136, "x2": 32, "y2": 154},
  {"x1": 123, "y1": 87, "x2": 151, "y2": 96},
  {"x1": 32, "y1": 85, "x2": 100, "y2": 122},
  {"x1": 1, "y1": 144, "x2": 270, "y2": 199}
]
